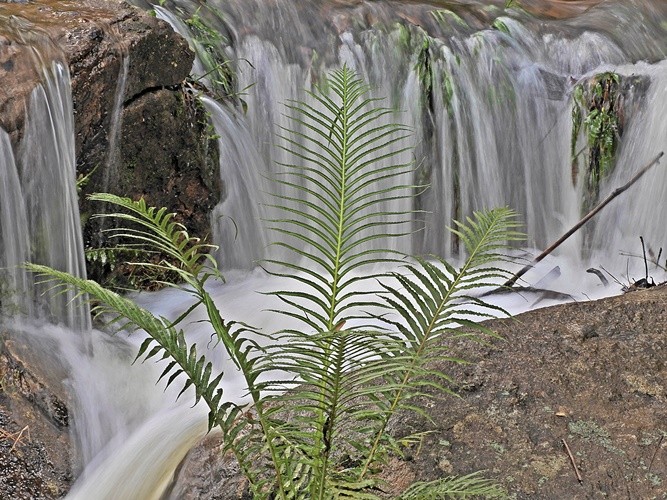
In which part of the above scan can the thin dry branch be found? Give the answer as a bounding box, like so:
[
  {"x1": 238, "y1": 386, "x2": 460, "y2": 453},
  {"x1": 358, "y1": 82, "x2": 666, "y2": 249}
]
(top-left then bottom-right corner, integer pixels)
[
  {"x1": 0, "y1": 425, "x2": 31, "y2": 453},
  {"x1": 503, "y1": 152, "x2": 664, "y2": 288},
  {"x1": 562, "y1": 438, "x2": 583, "y2": 483}
]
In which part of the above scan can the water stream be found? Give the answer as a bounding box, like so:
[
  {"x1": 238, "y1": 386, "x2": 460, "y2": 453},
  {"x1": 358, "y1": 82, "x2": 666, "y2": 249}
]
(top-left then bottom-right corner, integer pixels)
[
  {"x1": 158, "y1": 0, "x2": 667, "y2": 267},
  {"x1": 0, "y1": 0, "x2": 666, "y2": 497},
  {"x1": 0, "y1": 60, "x2": 90, "y2": 332}
]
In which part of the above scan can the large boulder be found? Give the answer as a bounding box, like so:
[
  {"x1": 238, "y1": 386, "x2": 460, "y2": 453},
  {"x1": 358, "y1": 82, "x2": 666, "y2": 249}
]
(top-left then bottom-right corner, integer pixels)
[
  {"x1": 0, "y1": 0, "x2": 221, "y2": 285},
  {"x1": 170, "y1": 285, "x2": 667, "y2": 499}
]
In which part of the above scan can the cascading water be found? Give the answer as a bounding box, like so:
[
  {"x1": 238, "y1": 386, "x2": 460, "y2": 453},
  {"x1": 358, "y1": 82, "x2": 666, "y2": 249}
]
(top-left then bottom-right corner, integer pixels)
[
  {"x1": 156, "y1": 0, "x2": 666, "y2": 270},
  {"x1": 64, "y1": 1, "x2": 665, "y2": 496},
  {"x1": 1, "y1": 0, "x2": 666, "y2": 498},
  {"x1": 0, "y1": 129, "x2": 31, "y2": 319},
  {"x1": 591, "y1": 59, "x2": 667, "y2": 257},
  {"x1": 0, "y1": 61, "x2": 90, "y2": 331}
]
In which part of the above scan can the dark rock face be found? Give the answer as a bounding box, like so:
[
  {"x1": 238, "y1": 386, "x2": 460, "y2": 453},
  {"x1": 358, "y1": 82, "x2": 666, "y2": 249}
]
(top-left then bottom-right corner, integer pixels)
[
  {"x1": 0, "y1": 0, "x2": 220, "y2": 284},
  {"x1": 62, "y1": 1, "x2": 221, "y2": 273},
  {"x1": 84, "y1": 88, "x2": 220, "y2": 286},
  {"x1": 0, "y1": 341, "x2": 71, "y2": 499}
]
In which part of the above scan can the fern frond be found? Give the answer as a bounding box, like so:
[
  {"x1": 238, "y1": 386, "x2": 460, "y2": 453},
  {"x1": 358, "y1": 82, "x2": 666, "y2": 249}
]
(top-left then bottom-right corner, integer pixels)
[
  {"x1": 397, "y1": 471, "x2": 507, "y2": 499},
  {"x1": 29, "y1": 194, "x2": 296, "y2": 498},
  {"x1": 88, "y1": 193, "x2": 220, "y2": 284},
  {"x1": 26, "y1": 264, "x2": 229, "y2": 429},
  {"x1": 356, "y1": 207, "x2": 523, "y2": 481},
  {"x1": 265, "y1": 65, "x2": 419, "y2": 332}
]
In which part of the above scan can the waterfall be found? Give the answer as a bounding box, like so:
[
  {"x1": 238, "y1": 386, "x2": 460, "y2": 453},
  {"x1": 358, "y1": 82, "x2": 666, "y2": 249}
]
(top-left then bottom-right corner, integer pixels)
[
  {"x1": 154, "y1": 0, "x2": 666, "y2": 271},
  {"x1": 591, "y1": 60, "x2": 667, "y2": 261},
  {"x1": 0, "y1": 61, "x2": 90, "y2": 331},
  {"x1": 0, "y1": 130, "x2": 32, "y2": 319}
]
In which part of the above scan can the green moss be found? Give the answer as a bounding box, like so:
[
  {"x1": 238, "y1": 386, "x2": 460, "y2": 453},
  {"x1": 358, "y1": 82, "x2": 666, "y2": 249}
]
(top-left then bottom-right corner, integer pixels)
[
  {"x1": 415, "y1": 36, "x2": 434, "y2": 108},
  {"x1": 431, "y1": 9, "x2": 468, "y2": 29},
  {"x1": 492, "y1": 19, "x2": 510, "y2": 35},
  {"x1": 489, "y1": 442, "x2": 506, "y2": 455},
  {"x1": 393, "y1": 22, "x2": 412, "y2": 53},
  {"x1": 442, "y1": 69, "x2": 455, "y2": 115},
  {"x1": 568, "y1": 419, "x2": 625, "y2": 455},
  {"x1": 570, "y1": 72, "x2": 622, "y2": 214}
]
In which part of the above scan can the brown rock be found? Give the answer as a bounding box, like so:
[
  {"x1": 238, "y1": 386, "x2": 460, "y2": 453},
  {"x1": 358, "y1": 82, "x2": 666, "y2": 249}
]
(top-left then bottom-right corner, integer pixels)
[
  {"x1": 0, "y1": 0, "x2": 221, "y2": 286},
  {"x1": 0, "y1": 339, "x2": 72, "y2": 499},
  {"x1": 392, "y1": 285, "x2": 667, "y2": 498},
  {"x1": 170, "y1": 285, "x2": 667, "y2": 499},
  {"x1": 82, "y1": 87, "x2": 220, "y2": 287}
]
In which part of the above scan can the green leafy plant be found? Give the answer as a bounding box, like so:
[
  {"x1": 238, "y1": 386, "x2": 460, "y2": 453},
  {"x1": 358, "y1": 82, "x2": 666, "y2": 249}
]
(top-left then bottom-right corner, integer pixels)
[
  {"x1": 29, "y1": 67, "x2": 519, "y2": 498},
  {"x1": 182, "y1": 6, "x2": 238, "y2": 99},
  {"x1": 571, "y1": 72, "x2": 622, "y2": 213},
  {"x1": 154, "y1": 2, "x2": 250, "y2": 108}
]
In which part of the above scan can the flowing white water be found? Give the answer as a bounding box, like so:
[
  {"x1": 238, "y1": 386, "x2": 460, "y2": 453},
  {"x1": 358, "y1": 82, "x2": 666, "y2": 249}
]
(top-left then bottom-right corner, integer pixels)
[
  {"x1": 1, "y1": 0, "x2": 666, "y2": 497},
  {"x1": 102, "y1": 55, "x2": 130, "y2": 193},
  {"x1": 0, "y1": 61, "x2": 90, "y2": 331},
  {"x1": 156, "y1": 0, "x2": 666, "y2": 266},
  {"x1": 67, "y1": 0, "x2": 667, "y2": 496},
  {"x1": 0, "y1": 130, "x2": 32, "y2": 318},
  {"x1": 591, "y1": 59, "x2": 667, "y2": 264}
]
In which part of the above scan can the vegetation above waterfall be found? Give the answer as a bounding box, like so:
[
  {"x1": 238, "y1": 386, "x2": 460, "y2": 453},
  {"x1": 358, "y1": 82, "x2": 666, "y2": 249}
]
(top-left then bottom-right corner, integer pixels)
[
  {"x1": 28, "y1": 66, "x2": 523, "y2": 498},
  {"x1": 571, "y1": 72, "x2": 623, "y2": 214}
]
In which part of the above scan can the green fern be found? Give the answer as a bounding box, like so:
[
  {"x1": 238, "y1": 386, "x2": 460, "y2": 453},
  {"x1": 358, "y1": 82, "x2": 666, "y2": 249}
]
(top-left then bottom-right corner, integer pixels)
[
  {"x1": 253, "y1": 68, "x2": 520, "y2": 497},
  {"x1": 27, "y1": 67, "x2": 521, "y2": 499},
  {"x1": 264, "y1": 65, "x2": 418, "y2": 332},
  {"x1": 397, "y1": 472, "x2": 507, "y2": 499},
  {"x1": 28, "y1": 193, "x2": 280, "y2": 497},
  {"x1": 258, "y1": 65, "x2": 422, "y2": 497},
  {"x1": 357, "y1": 208, "x2": 522, "y2": 482}
]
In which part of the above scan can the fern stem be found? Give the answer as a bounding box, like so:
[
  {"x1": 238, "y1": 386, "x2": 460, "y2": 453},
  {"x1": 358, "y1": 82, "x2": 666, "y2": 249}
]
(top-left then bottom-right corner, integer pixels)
[
  {"x1": 201, "y1": 293, "x2": 289, "y2": 500},
  {"x1": 315, "y1": 67, "x2": 353, "y2": 500}
]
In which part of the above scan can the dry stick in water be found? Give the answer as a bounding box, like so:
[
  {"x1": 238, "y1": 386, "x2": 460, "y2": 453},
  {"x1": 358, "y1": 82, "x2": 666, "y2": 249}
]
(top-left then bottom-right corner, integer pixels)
[{"x1": 503, "y1": 152, "x2": 665, "y2": 288}]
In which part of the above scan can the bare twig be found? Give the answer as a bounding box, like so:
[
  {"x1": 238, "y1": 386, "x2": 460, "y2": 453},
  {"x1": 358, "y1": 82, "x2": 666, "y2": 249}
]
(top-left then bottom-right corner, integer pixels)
[
  {"x1": 562, "y1": 438, "x2": 583, "y2": 483},
  {"x1": 503, "y1": 152, "x2": 664, "y2": 288},
  {"x1": 0, "y1": 425, "x2": 31, "y2": 453},
  {"x1": 640, "y1": 236, "x2": 648, "y2": 280},
  {"x1": 648, "y1": 434, "x2": 664, "y2": 473},
  {"x1": 586, "y1": 268, "x2": 609, "y2": 286}
]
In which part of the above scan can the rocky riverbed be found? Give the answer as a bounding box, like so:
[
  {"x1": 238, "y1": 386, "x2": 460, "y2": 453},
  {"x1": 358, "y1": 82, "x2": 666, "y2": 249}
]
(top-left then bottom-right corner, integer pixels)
[{"x1": 5, "y1": 284, "x2": 663, "y2": 498}]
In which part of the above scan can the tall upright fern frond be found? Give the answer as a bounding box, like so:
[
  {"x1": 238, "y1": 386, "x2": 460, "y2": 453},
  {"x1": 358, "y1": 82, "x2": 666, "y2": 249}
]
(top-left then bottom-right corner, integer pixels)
[
  {"x1": 258, "y1": 66, "x2": 422, "y2": 497},
  {"x1": 258, "y1": 68, "x2": 520, "y2": 498},
  {"x1": 264, "y1": 65, "x2": 418, "y2": 332}
]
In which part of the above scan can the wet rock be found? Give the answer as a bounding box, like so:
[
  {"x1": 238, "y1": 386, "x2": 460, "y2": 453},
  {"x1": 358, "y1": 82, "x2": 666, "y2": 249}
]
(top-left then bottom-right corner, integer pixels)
[
  {"x1": 0, "y1": 0, "x2": 221, "y2": 286},
  {"x1": 0, "y1": 340, "x2": 71, "y2": 499},
  {"x1": 85, "y1": 88, "x2": 221, "y2": 287},
  {"x1": 171, "y1": 285, "x2": 667, "y2": 499}
]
